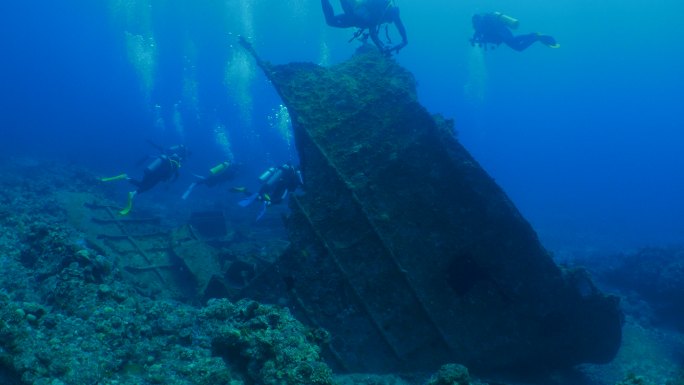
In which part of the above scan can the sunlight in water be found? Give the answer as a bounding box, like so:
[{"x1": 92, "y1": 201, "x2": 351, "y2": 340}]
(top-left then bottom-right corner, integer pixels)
[
  {"x1": 290, "y1": 0, "x2": 309, "y2": 16},
  {"x1": 318, "y1": 40, "x2": 331, "y2": 67},
  {"x1": 213, "y1": 123, "x2": 234, "y2": 162},
  {"x1": 269, "y1": 104, "x2": 293, "y2": 141},
  {"x1": 124, "y1": 32, "x2": 157, "y2": 104},
  {"x1": 108, "y1": 0, "x2": 152, "y2": 33},
  {"x1": 269, "y1": 104, "x2": 298, "y2": 161},
  {"x1": 222, "y1": 0, "x2": 257, "y2": 134},
  {"x1": 153, "y1": 104, "x2": 164, "y2": 133},
  {"x1": 230, "y1": 0, "x2": 254, "y2": 38},
  {"x1": 109, "y1": 0, "x2": 156, "y2": 104},
  {"x1": 172, "y1": 103, "x2": 185, "y2": 141},
  {"x1": 464, "y1": 47, "x2": 487, "y2": 104},
  {"x1": 225, "y1": 49, "x2": 256, "y2": 127},
  {"x1": 182, "y1": 39, "x2": 200, "y2": 124}
]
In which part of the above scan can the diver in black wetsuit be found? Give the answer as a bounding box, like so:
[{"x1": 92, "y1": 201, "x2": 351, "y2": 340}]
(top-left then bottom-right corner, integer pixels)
[
  {"x1": 321, "y1": 0, "x2": 408, "y2": 55},
  {"x1": 470, "y1": 12, "x2": 559, "y2": 51},
  {"x1": 101, "y1": 145, "x2": 187, "y2": 215},
  {"x1": 235, "y1": 163, "x2": 303, "y2": 221}
]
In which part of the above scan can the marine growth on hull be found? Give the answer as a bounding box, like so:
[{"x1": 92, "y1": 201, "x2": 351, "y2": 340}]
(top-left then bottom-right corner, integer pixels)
[{"x1": 238, "y1": 39, "x2": 623, "y2": 374}]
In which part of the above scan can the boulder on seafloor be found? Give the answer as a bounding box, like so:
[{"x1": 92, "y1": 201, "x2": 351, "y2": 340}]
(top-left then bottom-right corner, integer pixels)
[
  {"x1": 237, "y1": 40, "x2": 623, "y2": 376},
  {"x1": 600, "y1": 247, "x2": 684, "y2": 329}
]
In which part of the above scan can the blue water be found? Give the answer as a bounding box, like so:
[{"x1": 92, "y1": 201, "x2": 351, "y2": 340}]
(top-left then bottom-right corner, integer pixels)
[{"x1": 2, "y1": 0, "x2": 683, "y2": 255}]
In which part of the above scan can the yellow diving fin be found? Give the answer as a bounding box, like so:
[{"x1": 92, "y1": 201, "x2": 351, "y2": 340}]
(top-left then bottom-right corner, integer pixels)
[
  {"x1": 230, "y1": 186, "x2": 248, "y2": 194},
  {"x1": 100, "y1": 173, "x2": 128, "y2": 182},
  {"x1": 119, "y1": 191, "x2": 135, "y2": 216}
]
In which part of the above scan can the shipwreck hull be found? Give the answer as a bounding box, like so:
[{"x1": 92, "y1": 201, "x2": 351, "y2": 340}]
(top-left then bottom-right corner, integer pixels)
[{"x1": 239, "y1": 42, "x2": 622, "y2": 374}]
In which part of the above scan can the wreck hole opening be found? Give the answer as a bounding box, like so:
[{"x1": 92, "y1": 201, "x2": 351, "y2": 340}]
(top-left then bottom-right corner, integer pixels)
[{"x1": 445, "y1": 253, "x2": 490, "y2": 296}]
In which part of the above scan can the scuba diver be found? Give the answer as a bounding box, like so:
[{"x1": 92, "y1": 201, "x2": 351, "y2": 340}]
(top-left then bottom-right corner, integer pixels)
[
  {"x1": 321, "y1": 0, "x2": 408, "y2": 55},
  {"x1": 470, "y1": 12, "x2": 559, "y2": 51},
  {"x1": 182, "y1": 161, "x2": 239, "y2": 200},
  {"x1": 234, "y1": 163, "x2": 303, "y2": 221},
  {"x1": 101, "y1": 144, "x2": 187, "y2": 215}
]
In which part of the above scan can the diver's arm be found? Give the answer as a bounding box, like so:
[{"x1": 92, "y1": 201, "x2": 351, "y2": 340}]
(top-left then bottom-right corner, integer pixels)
[
  {"x1": 470, "y1": 31, "x2": 483, "y2": 46},
  {"x1": 322, "y1": 0, "x2": 337, "y2": 24},
  {"x1": 322, "y1": 0, "x2": 356, "y2": 28},
  {"x1": 369, "y1": 26, "x2": 386, "y2": 52},
  {"x1": 388, "y1": 8, "x2": 407, "y2": 53}
]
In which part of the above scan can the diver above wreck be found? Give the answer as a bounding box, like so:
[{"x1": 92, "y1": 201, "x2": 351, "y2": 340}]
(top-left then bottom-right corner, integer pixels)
[
  {"x1": 470, "y1": 12, "x2": 559, "y2": 51},
  {"x1": 321, "y1": 0, "x2": 408, "y2": 55}
]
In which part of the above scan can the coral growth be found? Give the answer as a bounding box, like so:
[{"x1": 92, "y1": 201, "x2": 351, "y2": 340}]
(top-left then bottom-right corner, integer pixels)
[{"x1": 0, "y1": 158, "x2": 334, "y2": 385}]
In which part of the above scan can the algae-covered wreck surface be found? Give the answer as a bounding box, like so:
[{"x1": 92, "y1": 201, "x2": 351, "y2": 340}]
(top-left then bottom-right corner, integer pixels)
[{"x1": 239, "y1": 39, "x2": 623, "y2": 375}]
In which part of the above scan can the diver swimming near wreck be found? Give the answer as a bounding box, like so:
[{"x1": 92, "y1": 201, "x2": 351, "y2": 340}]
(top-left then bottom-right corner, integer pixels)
[
  {"x1": 234, "y1": 163, "x2": 303, "y2": 221},
  {"x1": 321, "y1": 0, "x2": 408, "y2": 55},
  {"x1": 101, "y1": 144, "x2": 187, "y2": 215},
  {"x1": 182, "y1": 161, "x2": 239, "y2": 200},
  {"x1": 470, "y1": 12, "x2": 559, "y2": 51}
]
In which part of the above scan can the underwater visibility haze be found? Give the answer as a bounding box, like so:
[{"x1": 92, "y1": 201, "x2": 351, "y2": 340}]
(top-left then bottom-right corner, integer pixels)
[
  {"x1": 1, "y1": 0, "x2": 684, "y2": 384},
  {"x1": 3, "y1": 0, "x2": 683, "y2": 253}
]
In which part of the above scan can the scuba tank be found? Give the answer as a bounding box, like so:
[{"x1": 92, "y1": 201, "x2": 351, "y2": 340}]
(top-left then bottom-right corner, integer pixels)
[
  {"x1": 352, "y1": 0, "x2": 392, "y2": 24},
  {"x1": 494, "y1": 12, "x2": 519, "y2": 29},
  {"x1": 145, "y1": 157, "x2": 163, "y2": 173},
  {"x1": 210, "y1": 162, "x2": 230, "y2": 175},
  {"x1": 259, "y1": 167, "x2": 277, "y2": 182},
  {"x1": 266, "y1": 168, "x2": 284, "y2": 187}
]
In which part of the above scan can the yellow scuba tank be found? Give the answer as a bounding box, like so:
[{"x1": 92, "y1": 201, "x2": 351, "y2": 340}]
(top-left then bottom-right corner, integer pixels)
[
  {"x1": 259, "y1": 168, "x2": 276, "y2": 182},
  {"x1": 210, "y1": 162, "x2": 230, "y2": 175},
  {"x1": 494, "y1": 12, "x2": 519, "y2": 29}
]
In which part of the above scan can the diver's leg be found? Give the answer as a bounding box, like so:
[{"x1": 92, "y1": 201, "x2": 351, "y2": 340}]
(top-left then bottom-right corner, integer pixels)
[
  {"x1": 505, "y1": 33, "x2": 539, "y2": 51},
  {"x1": 322, "y1": 0, "x2": 336, "y2": 23},
  {"x1": 537, "y1": 34, "x2": 559, "y2": 48},
  {"x1": 321, "y1": 0, "x2": 355, "y2": 27},
  {"x1": 133, "y1": 175, "x2": 155, "y2": 194},
  {"x1": 119, "y1": 190, "x2": 137, "y2": 216}
]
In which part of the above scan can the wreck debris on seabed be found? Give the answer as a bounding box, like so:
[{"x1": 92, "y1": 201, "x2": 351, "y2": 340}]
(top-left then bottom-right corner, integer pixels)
[{"x1": 0, "y1": 158, "x2": 335, "y2": 385}]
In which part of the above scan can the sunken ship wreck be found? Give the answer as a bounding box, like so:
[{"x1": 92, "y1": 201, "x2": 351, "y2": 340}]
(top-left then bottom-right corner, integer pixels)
[{"x1": 233, "y1": 40, "x2": 623, "y2": 375}]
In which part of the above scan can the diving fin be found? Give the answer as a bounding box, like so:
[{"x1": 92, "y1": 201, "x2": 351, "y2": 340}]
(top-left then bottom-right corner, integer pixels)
[
  {"x1": 100, "y1": 173, "x2": 129, "y2": 182},
  {"x1": 256, "y1": 201, "x2": 268, "y2": 222},
  {"x1": 231, "y1": 186, "x2": 249, "y2": 194},
  {"x1": 238, "y1": 192, "x2": 259, "y2": 207},
  {"x1": 538, "y1": 34, "x2": 560, "y2": 48},
  {"x1": 119, "y1": 191, "x2": 136, "y2": 216},
  {"x1": 182, "y1": 182, "x2": 197, "y2": 200}
]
